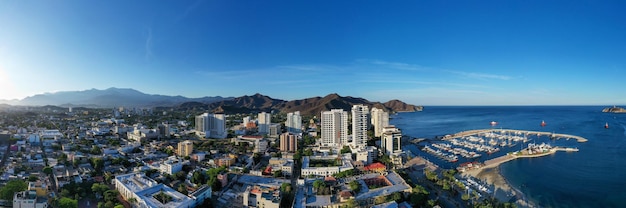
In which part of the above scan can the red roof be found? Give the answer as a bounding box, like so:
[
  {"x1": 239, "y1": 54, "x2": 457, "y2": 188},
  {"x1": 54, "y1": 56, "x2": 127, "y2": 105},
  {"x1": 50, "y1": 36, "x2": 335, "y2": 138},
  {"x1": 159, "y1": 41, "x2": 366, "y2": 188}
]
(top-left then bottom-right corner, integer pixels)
[
  {"x1": 364, "y1": 162, "x2": 386, "y2": 171},
  {"x1": 324, "y1": 176, "x2": 337, "y2": 182}
]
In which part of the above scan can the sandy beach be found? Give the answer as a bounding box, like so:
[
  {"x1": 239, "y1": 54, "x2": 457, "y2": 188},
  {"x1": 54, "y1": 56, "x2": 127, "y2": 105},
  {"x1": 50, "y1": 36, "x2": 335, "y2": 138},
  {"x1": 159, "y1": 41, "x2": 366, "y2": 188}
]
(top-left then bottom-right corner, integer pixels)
[{"x1": 463, "y1": 166, "x2": 536, "y2": 207}]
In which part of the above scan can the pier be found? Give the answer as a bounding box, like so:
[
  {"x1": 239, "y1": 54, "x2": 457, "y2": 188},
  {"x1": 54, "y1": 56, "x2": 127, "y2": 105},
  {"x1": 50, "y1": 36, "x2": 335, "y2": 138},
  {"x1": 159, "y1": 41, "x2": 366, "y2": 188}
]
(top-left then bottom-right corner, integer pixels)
[
  {"x1": 445, "y1": 129, "x2": 588, "y2": 143},
  {"x1": 474, "y1": 146, "x2": 579, "y2": 171}
]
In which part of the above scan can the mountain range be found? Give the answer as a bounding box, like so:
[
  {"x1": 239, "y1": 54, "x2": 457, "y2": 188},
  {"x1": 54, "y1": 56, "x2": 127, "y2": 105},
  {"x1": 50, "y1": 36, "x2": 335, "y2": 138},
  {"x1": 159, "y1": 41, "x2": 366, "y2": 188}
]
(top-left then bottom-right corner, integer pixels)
[
  {"x1": 0, "y1": 88, "x2": 231, "y2": 107},
  {"x1": 0, "y1": 88, "x2": 423, "y2": 115},
  {"x1": 166, "y1": 93, "x2": 423, "y2": 115}
]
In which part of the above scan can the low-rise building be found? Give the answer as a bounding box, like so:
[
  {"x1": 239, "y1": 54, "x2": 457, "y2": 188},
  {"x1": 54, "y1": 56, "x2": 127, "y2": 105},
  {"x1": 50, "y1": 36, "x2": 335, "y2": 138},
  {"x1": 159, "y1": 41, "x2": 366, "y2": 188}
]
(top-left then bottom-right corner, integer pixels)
[
  {"x1": 301, "y1": 154, "x2": 354, "y2": 177},
  {"x1": 243, "y1": 185, "x2": 281, "y2": 208},
  {"x1": 13, "y1": 190, "x2": 48, "y2": 208}
]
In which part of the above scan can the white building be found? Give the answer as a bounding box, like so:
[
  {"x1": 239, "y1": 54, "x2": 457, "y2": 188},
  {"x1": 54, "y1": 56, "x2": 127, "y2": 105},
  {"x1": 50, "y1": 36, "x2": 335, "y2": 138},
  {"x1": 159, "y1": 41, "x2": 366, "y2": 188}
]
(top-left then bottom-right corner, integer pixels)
[
  {"x1": 160, "y1": 156, "x2": 183, "y2": 175},
  {"x1": 243, "y1": 185, "x2": 281, "y2": 208},
  {"x1": 371, "y1": 107, "x2": 389, "y2": 138},
  {"x1": 351, "y1": 105, "x2": 370, "y2": 148},
  {"x1": 195, "y1": 113, "x2": 226, "y2": 139},
  {"x1": 381, "y1": 126, "x2": 402, "y2": 155},
  {"x1": 13, "y1": 190, "x2": 47, "y2": 208},
  {"x1": 114, "y1": 173, "x2": 207, "y2": 208},
  {"x1": 254, "y1": 139, "x2": 269, "y2": 153},
  {"x1": 301, "y1": 154, "x2": 354, "y2": 177},
  {"x1": 285, "y1": 111, "x2": 302, "y2": 133},
  {"x1": 356, "y1": 146, "x2": 378, "y2": 165},
  {"x1": 321, "y1": 109, "x2": 348, "y2": 147},
  {"x1": 258, "y1": 112, "x2": 271, "y2": 134}
]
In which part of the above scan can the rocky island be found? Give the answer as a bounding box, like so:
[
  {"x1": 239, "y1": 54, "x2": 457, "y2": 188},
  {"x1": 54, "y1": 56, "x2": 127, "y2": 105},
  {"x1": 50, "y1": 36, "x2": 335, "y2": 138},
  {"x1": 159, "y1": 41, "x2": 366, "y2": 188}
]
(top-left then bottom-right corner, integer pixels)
[{"x1": 602, "y1": 106, "x2": 626, "y2": 113}]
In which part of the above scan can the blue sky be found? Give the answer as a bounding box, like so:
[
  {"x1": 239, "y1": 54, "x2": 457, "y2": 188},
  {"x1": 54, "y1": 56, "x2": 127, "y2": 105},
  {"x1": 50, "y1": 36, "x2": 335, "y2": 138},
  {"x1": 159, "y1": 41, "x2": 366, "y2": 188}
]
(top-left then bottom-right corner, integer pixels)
[{"x1": 1, "y1": 1, "x2": 625, "y2": 105}]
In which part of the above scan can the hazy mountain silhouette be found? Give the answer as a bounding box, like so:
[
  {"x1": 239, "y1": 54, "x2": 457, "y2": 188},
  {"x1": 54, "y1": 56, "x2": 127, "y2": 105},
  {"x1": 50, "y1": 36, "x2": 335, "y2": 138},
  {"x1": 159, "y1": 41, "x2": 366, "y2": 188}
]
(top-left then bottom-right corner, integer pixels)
[{"x1": 0, "y1": 87, "x2": 230, "y2": 107}]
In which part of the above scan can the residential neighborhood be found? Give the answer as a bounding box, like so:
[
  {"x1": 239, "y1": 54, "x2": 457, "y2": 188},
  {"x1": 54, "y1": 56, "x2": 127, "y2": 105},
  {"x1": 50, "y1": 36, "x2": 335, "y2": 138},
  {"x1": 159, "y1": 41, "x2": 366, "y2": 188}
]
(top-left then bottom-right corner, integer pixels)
[{"x1": 0, "y1": 103, "x2": 434, "y2": 208}]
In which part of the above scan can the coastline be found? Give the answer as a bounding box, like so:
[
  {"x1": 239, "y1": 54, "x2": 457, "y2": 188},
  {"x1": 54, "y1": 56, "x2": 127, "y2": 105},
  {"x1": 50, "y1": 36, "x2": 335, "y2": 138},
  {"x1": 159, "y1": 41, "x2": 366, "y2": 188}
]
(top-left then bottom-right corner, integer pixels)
[{"x1": 463, "y1": 166, "x2": 536, "y2": 207}]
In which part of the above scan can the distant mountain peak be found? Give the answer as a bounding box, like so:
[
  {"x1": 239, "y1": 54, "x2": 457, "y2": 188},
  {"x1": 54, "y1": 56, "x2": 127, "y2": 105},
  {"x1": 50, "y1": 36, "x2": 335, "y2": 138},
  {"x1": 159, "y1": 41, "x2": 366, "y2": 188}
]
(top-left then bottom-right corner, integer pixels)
[{"x1": 4, "y1": 87, "x2": 231, "y2": 107}]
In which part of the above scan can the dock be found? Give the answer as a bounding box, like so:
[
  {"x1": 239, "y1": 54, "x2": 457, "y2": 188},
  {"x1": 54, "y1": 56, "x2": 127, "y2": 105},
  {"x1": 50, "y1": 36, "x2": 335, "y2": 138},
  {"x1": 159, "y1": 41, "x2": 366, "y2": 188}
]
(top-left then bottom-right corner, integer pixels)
[
  {"x1": 445, "y1": 129, "x2": 588, "y2": 143},
  {"x1": 476, "y1": 146, "x2": 579, "y2": 170}
]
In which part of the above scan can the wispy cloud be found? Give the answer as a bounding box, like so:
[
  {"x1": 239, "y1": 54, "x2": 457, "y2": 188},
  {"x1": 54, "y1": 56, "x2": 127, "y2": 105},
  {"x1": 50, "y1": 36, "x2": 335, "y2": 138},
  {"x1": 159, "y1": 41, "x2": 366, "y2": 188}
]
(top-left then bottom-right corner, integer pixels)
[
  {"x1": 144, "y1": 27, "x2": 153, "y2": 61},
  {"x1": 176, "y1": 0, "x2": 204, "y2": 22},
  {"x1": 367, "y1": 60, "x2": 429, "y2": 71},
  {"x1": 448, "y1": 70, "x2": 512, "y2": 80}
]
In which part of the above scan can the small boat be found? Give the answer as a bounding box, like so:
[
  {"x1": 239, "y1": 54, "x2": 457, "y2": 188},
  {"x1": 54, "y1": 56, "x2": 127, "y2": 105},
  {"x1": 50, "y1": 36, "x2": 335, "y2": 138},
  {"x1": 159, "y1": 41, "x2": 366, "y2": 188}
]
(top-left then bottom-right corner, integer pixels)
[
  {"x1": 490, "y1": 121, "x2": 497, "y2": 126},
  {"x1": 541, "y1": 120, "x2": 546, "y2": 127},
  {"x1": 605, "y1": 122, "x2": 609, "y2": 129}
]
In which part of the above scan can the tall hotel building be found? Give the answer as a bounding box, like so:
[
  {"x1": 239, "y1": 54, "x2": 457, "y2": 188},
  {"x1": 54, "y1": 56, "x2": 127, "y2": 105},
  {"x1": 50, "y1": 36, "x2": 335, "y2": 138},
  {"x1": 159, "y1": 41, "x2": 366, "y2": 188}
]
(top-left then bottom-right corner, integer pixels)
[
  {"x1": 321, "y1": 109, "x2": 348, "y2": 146},
  {"x1": 195, "y1": 113, "x2": 226, "y2": 138},
  {"x1": 285, "y1": 111, "x2": 302, "y2": 133},
  {"x1": 371, "y1": 107, "x2": 390, "y2": 137},
  {"x1": 258, "y1": 112, "x2": 271, "y2": 134},
  {"x1": 352, "y1": 105, "x2": 370, "y2": 148}
]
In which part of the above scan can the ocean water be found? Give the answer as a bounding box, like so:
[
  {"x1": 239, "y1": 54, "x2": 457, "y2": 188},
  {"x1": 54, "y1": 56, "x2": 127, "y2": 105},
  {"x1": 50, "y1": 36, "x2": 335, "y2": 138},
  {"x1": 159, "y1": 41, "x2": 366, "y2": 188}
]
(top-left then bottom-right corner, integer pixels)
[{"x1": 392, "y1": 106, "x2": 626, "y2": 207}]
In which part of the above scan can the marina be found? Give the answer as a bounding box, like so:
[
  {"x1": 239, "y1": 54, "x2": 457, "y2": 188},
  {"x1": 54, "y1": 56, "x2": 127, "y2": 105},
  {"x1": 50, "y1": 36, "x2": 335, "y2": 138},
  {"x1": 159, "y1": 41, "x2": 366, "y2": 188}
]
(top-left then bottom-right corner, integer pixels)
[{"x1": 416, "y1": 128, "x2": 585, "y2": 170}]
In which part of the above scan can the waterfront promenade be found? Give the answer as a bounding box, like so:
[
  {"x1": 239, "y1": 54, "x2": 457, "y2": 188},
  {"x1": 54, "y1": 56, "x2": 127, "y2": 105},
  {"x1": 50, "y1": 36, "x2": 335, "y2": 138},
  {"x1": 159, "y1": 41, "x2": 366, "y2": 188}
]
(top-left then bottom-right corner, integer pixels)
[{"x1": 445, "y1": 128, "x2": 588, "y2": 142}]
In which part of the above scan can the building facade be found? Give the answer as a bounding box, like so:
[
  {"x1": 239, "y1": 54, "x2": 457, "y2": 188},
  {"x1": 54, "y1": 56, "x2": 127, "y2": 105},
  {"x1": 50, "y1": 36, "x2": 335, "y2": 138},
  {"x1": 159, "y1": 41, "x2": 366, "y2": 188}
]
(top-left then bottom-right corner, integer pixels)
[
  {"x1": 381, "y1": 126, "x2": 402, "y2": 155},
  {"x1": 321, "y1": 109, "x2": 348, "y2": 147},
  {"x1": 285, "y1": 111, "x2": 302, "y2": 133},
  {"x1": 370, "y1": 107, "x2": 389, "y2": 138},
  {"x1": 258, "y1": 112, "x2": 271, "y2": 134},
  {"x1": 351, "y1": 105, "x2": 370, "y2": 148},
  {"x1": 195, "y1": 113, "x2": 226, "y2": 139},
  {"x1": 178, "y1": 140, "x2": 193, "y2": 157},
  {"x1": 279, "y1": 132, "x2": 298, "y2": 152}
]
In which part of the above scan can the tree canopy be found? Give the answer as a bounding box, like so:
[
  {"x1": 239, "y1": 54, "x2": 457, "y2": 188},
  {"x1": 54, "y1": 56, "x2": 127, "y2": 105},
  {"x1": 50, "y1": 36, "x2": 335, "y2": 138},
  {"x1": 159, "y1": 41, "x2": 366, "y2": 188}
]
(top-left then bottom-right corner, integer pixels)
[
  {"x1": 58, "y1": 197, "x2": 78, "y2": 208},
  {"x1": 0, "y1": 180, "x2": 27, "y2": 200}
]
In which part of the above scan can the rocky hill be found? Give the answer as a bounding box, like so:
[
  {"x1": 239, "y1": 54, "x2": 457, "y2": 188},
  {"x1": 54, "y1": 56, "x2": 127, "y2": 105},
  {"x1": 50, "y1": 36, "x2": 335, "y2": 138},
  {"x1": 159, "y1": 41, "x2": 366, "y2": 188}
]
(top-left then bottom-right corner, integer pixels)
[
  {"x1": 602, "y1": 106, "x2": 626, "y2": 113},
  {"x1": 175, "y1": 93, "x2": 423, "y2": 115}
]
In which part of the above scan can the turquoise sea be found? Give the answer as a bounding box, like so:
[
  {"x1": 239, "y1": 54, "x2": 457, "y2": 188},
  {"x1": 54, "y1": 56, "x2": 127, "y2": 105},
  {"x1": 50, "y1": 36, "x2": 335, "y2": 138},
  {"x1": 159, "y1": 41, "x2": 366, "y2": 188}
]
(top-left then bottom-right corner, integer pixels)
[{"x1": 392, "y1": 106, "x2": 626, "y2": 207}]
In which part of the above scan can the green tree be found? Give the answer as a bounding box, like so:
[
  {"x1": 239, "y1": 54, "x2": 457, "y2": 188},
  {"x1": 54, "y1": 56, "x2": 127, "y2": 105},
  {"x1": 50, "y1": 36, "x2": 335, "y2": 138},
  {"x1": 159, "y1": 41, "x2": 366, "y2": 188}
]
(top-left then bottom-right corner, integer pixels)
[
  {"x1": 313, "y1": 179, "x2": 325, "y2": 190},
  {"x1": 58, "y1": 197, "x2": 78, "y2": 208},
  {"x1": 28, "y1": 175, "x2": 38, "y2": 182},
  {"x1": 280, "y1": 183, "x2": 292, "y2": 193},
  {"x1": 91, "y1": 157, "x2": 105, "y2": 173},
  {"x1": 340, "y1": 146, "x2": 352, "y2": 154},
  {"x1": 349, "y1": 180, "x2": 361, "y2": 193},
  {"x1": 178, "y1": 184, "x2": 188, "y2": 195},
  {"x1": 303, "y1": 148, "x2": 313, "y2": 156},
  {"x1": 0, "y1": 180, "x2": 27, "y2": 200},
  {"x1": 273, "y1": 170, "x2": 282, "y2": 178},
  {"x1": 91, "y1": 146, "x2": 102, "y2": 155},
  {"x1": 43, "y1": 166, "x2": 53, "y2": 175}
]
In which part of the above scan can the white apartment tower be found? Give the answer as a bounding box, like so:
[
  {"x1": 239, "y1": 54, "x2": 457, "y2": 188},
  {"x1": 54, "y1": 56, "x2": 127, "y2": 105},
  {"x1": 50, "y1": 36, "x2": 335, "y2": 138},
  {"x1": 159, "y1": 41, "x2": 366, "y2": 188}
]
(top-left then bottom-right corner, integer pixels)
[
  {"x1": 321, "y1": 109, "x2": 348, "y2": 146},
  {"x1": 258, "y1": 112, "x2": 271, "y2": 134},
  {"x1": 285, "y1": 111, "x2": 302, "y2": 133},
  {"x1": 371, "y1": 107, "x2": 390, "y2": 137},
  {"x1": 352, "y1": 105, "x2": 370, "y2": 148},
  {"x1": 381, "y1": 126, "x2": 402, "y2": 155},
  {"x1": 195, "y1": 113, "x2": 226, "y2": 139}
]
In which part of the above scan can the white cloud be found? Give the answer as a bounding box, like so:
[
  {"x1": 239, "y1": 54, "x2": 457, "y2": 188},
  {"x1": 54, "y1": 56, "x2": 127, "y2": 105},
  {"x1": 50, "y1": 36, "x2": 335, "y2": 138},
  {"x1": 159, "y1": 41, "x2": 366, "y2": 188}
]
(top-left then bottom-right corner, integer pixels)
[
  {"x1": 144, "y1": 27, "x2": 153, "y2": 61},
  {"x1": 448, "y1": 70, "x2": 512, "y2": 80}
]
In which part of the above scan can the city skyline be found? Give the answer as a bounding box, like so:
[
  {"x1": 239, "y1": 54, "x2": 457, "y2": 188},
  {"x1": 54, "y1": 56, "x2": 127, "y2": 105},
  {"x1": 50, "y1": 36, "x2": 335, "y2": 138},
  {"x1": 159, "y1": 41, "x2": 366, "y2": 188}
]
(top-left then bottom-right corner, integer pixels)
[{"x1": 1, "y1": 1, "x2": 625, "y2": 105}]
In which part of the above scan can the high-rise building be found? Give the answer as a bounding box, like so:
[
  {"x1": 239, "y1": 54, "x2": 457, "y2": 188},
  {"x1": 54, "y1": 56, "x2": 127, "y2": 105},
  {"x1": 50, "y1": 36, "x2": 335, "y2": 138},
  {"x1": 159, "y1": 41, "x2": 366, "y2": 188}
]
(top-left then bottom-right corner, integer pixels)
[
  {"x1": 269, "y1": 123, "x2": 281, "y2": 138},
  {"x1": 352, "y1": 105, "x2": 370, "y2": 148},
  {"x1": 321, "y1": 109, "x2": 348, "y2": 146},
  {"x1": 258, "y1": 112, "x2": 271, "y2": 134},
  {"x1": 285, "y1": 111, "x2": 302, "y2": 133},
  {"x1": 381, "y1": 126, "x2": 402, "y2": 155},
  {"x1": 195, "y1": 113, "x2": 226, "y2": 138},
  {"x1": 178, "y1": 140, "x2": 193, "y2": 157},
  {"x1": 280, "y1": 132, "x2": 298, "y2": 152},
  {"x1": 371, "y1": 107, "x2": 389, "y2": 137}
]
